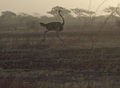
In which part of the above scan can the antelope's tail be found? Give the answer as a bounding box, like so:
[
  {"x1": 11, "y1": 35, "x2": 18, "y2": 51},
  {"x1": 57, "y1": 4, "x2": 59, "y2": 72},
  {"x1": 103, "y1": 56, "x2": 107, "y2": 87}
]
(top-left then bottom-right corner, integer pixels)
[{"x1": 40, "y1": 22, "x2": 46, "y2": 27}]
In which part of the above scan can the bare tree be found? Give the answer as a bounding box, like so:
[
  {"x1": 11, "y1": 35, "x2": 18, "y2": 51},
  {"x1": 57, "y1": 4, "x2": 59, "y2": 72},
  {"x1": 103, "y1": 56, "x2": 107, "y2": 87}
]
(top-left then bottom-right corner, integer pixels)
[{"x1": 102, "y1": 6, "x2": 119, "y2": 28}]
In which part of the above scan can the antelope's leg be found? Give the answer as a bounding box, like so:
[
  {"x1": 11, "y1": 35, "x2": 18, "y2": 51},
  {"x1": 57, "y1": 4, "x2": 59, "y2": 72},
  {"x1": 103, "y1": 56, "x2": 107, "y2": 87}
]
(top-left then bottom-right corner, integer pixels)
[
  {"x1": 56, "y1": 31, "x2": 64, "y2": 43},
  {"x1": 41, "y1": 30, "x2": 49, "y2": 42}
]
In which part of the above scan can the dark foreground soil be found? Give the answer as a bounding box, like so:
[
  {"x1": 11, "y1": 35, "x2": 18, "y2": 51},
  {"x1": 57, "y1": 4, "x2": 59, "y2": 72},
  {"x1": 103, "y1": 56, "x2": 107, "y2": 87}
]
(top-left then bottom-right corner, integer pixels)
[{"x1": 0, "y1": 31, "x2": 120, "y2": 88}]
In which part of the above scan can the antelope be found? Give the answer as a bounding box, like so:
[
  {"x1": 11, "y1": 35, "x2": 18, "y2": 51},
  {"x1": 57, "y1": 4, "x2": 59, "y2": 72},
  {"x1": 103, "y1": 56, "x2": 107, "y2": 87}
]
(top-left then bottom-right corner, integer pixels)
[{"x1": 40, "y1": 10, "x2": 65, "y2": 43}]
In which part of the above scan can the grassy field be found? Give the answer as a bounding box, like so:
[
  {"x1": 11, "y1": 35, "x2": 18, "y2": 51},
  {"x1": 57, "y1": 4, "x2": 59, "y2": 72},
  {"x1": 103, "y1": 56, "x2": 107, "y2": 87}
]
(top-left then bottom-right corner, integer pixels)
[{"x1": 0, "y1": 27, "x2": 120, "y2": 88}]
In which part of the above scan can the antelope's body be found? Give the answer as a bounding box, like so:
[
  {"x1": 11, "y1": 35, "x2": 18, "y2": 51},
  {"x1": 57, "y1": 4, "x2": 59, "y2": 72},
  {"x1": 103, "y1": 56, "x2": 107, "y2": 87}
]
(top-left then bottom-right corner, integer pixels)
[{"x1": 40, "y1": 10, "x2": 65, "y2": 43}]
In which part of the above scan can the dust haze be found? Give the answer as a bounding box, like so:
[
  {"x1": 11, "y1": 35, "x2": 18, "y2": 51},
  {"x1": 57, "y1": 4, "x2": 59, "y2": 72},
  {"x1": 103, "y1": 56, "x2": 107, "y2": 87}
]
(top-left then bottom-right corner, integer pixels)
[
  {"x1": 0, "y1": 0, "x2": 119, "y2": 15},
  {"x1": 0, "y1": 0, "x2": 120, "y2": 88}
]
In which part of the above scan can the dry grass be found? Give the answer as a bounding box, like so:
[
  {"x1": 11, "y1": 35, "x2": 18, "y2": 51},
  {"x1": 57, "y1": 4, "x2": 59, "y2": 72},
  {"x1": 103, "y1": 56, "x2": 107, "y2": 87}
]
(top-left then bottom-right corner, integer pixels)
[{"x1": 0, "y1": 25, "x2": 120, "y2": 88}]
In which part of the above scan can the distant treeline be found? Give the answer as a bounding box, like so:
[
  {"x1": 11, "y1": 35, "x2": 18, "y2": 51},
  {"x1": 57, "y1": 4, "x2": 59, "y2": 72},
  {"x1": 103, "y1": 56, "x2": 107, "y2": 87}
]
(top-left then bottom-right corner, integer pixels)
[{"x1": 0, "y1": 6, "x2": 120, "y2": 31}]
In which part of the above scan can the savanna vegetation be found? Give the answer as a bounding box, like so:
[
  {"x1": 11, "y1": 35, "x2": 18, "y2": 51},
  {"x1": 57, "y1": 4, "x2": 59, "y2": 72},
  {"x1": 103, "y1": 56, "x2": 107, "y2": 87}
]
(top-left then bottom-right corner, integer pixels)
[{"x1": 0, "y1": 6, "x2": 120, "y2": 88}]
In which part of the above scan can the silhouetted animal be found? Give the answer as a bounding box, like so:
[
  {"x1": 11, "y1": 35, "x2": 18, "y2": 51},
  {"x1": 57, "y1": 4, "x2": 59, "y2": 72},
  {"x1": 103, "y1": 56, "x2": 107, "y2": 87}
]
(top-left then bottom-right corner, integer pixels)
[{"x1": 40, "y1": 10, "x2": 65, "y2": 43}]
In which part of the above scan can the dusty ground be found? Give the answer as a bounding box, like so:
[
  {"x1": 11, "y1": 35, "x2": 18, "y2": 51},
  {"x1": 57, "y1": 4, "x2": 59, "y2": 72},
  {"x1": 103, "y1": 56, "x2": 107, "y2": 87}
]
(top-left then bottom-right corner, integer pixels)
[{"x1": 0, "y1": 29, "x2": 120, "y2": 88}]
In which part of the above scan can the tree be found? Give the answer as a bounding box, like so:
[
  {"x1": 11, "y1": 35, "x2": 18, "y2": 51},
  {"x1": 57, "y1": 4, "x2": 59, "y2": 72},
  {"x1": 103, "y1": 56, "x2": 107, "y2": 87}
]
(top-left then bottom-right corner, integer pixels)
[
  {"x1": 115, "y1": 5, "x2": 120, "y2": 27},
  {"x1": 1, "y1": 11, "x2": 16, "y2": 18},
  {"x1": 47, "y1": 6, "x2": 71, "y2": 17},
  {"x1": 0, "y1": 11, "x2": 17, "y2": 29},
  {"x1": 104, "y1": 6, "x2": 118, "y2": 16},
  {"x1": 71, "y1": 8, "x2": 95, "y2": 25},
  {"x1": 116, "y1": 5, "x2": 120, "y2": 16},
  {"x1": 83, "y1": 10, "x2": 95, "y2": 17},
  {"x1": 17, "y1": 13, "x2": 39, "y2": 29},
  {"x1": 71, "y1": 8, "x2": 95, "y2": 17},
  {"x1": 104, "y1": 6, "x2": 120, "y2": 18},
  {"x1": 71, "y1": 8, "x2": 86, "y2": 18},
  {"x1": 71, "y1": 8, "x2": 87, "y2": 25},
  {"x1": 103, "y1": 6, "x2": 120, "y2": 28}
]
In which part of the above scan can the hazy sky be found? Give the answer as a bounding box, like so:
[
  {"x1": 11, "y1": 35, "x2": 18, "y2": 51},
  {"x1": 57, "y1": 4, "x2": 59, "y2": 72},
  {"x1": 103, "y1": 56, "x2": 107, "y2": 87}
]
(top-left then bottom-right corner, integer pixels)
[{"x1": 0, "y1": 0, "x2": 119, "y2": 16}]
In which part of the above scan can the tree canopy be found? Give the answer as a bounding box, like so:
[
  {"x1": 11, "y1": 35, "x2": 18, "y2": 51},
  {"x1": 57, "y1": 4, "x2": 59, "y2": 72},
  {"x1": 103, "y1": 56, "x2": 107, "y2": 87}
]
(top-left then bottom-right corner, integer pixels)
[
  {"x1": 47, "y1": 6, "x2": 71, "y2": 17},
  {"x1": 71, "y1": 8, "x2": 95, "y2": 17}
]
